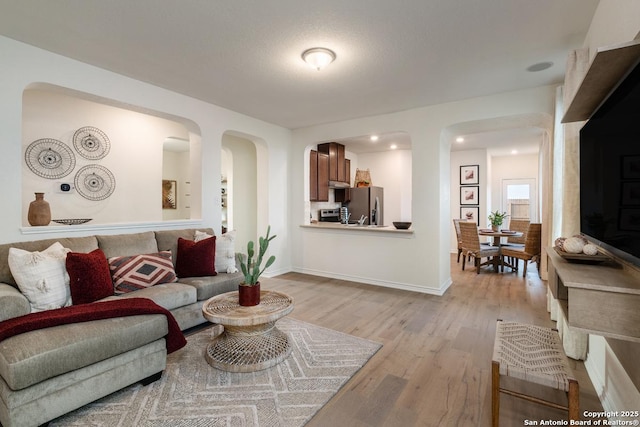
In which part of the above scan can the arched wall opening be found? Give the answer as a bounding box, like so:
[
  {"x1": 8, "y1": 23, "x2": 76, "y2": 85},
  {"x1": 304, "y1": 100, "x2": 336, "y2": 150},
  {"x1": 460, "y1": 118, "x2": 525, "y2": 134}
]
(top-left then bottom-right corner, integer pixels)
[
  {"x1": 440, "y1": 113, "x2": 553, "y2": 279},
  {"x1": 21, "y1": 83, "x2": 202, "y2": 228},
  {"x1": 303, "y1": 132, "x2": 413, "y2": 225},
  {"x1": 221, "y1": 130, "x2": 268, "y2": 253}
]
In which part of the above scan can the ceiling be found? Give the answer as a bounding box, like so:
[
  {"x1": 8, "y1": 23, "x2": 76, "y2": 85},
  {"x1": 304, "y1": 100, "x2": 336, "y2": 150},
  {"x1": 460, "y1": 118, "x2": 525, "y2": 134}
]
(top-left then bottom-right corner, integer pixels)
[
  {"x1": 451, "y1": 127, "x2": 543, "y2": 157},
  {"x1": 0, "y1": 0, "x2": 599, "y2": 154},
  {"x1": 330, "y1": 131, "x2": 412, "y2": 154}
]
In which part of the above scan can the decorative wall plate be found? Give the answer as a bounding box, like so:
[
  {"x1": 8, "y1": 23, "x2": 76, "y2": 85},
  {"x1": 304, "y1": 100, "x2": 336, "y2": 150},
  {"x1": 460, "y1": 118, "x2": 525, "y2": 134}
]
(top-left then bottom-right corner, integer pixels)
[
  {"x1": 74, "y1": 164, "x2": 116, "y2": 201},
  {"x1": 25, "y1": 138, "x2": 76, "y2": 179},
  {"x1": 73, "y1": 126, "x2": 110, "y2": 160}
]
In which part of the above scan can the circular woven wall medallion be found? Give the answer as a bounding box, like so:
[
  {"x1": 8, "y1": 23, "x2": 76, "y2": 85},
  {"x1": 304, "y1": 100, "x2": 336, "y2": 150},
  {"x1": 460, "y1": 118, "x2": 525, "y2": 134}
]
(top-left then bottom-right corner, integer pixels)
[
  {"x1": 74, "y1": 164, "x2": 116, "y2": 201},
  {"x1": 25, "y1": 138, "x2": 76, "y2": 179},
  {"x1": 73, "y1": 126, "x2": 111, "y2": 160}
]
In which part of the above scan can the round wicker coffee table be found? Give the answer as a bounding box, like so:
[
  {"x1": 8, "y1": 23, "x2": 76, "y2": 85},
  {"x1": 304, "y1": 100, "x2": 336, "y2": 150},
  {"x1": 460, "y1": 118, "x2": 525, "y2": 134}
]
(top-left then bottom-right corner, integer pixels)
[{"x1": 201, "y1": 290, "x2": 294, "y2": 372}]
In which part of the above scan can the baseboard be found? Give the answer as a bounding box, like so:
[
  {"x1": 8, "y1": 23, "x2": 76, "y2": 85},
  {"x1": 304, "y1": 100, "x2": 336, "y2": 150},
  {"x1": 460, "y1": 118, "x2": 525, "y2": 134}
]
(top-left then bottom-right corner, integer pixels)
[
  {"x1": 291, "y1": 267, "x2": 448, "y2": 296},
  {"x1": 585, "y1": 335, "x2": 640, "y2": 418}
]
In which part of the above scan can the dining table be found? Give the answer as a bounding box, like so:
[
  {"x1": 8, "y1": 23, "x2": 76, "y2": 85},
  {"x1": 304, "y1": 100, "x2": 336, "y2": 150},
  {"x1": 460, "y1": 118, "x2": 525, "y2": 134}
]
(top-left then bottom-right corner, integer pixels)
[
  {"x1": 478, "y1": 228, "x2": 523, "y2": 246},
  {"x1": 477, "y1": 228, "x2": 524, "y2": 271}
]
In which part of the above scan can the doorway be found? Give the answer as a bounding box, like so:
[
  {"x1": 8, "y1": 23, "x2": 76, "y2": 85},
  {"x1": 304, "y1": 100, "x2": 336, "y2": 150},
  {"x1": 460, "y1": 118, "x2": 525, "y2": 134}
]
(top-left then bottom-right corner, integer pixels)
[
  {"x1": 221, "y1": 132, "x2": 259, "y2": 253},
  {"x1": 502, "y1": 178, "x2": 537, "y2": 224}
]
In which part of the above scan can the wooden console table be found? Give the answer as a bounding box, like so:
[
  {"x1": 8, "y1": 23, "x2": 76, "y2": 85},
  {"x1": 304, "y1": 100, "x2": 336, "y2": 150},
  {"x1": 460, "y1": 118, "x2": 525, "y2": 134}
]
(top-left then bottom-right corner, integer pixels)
[{"x1": 546, "y1": 247, "x2": 640, "y2": 343}]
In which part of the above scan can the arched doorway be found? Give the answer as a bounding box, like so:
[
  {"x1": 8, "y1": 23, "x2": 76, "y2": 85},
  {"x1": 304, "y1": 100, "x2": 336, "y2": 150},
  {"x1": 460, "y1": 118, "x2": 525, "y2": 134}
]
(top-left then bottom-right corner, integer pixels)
[
  {"x1": 221, "y1": 131, "x2": 268, "y2": 253},
  {"x1": 442, "y1": 113, "x2": 553, "y2": 279}
]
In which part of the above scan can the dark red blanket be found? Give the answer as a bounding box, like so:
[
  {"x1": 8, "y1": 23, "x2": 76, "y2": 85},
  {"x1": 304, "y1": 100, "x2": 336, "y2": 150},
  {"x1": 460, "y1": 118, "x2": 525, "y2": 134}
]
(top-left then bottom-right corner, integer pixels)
[{"x1": 0, "y1": 298, "x2": 186, "y2": 353}]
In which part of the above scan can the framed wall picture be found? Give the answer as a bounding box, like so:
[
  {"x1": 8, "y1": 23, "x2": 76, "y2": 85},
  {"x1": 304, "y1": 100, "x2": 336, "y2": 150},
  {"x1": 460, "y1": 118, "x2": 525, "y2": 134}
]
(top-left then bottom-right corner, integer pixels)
[
  {"x1": 460, "y1": 165, "x2": 479, "y2": 185},
  {"x1": 460, "y1": 206, "x2": 479, "y2": 222},
  {"x1": 460, "y1": 186, "x2": 479, "y2": 205},
  {"x1": 162, "y1": 179, "x2": 177, "y2": 209}
]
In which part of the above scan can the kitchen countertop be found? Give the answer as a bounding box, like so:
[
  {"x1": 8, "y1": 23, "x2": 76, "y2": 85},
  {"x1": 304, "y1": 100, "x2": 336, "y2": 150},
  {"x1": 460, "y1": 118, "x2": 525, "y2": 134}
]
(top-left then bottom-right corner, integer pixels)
[{"x1": 301, "y1": 222, "x2": 414, "y2": 234}]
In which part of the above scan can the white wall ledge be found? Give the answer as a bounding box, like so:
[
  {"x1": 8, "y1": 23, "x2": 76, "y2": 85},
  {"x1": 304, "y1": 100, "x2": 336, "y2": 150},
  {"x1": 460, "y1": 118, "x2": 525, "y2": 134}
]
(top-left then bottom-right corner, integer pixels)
[
  {"x1": 300, "y1": 222, "x2": 414, "y2": 236},
  {"x1": 20, "y1": 219, "x2": 205, "y2": 236}
]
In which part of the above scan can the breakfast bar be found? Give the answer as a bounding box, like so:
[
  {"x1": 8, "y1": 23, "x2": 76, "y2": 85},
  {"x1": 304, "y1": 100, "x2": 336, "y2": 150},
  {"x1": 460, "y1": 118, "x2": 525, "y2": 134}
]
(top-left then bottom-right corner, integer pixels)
[{"x1": 301, "y1": 222, "x2": 414, "y2": 235}]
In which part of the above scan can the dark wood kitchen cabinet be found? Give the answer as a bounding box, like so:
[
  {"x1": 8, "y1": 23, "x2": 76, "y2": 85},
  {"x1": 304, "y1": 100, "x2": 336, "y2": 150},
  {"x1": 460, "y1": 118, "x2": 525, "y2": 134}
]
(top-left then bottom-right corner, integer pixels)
[
  {"x1": 318, "y1": 142, "x2": 347, "y2": 183},
  {"x1": 310, "y1": 150, "x2": 329, "y2": 202},
  {"x1": 337, "y1": 144, "x2": 346, "y2": 182},
  {"x1": 310, "y1": 150, "x2": 318, "y2": 201},
  {"x1": 317, "y1": 152, "x2": 329, "y2": 201},
  {"x1": 345, "y1": 158, "x2": 351, "y2": 185},
  {"x1": 335, "y1": 188, "x2": 350, "y2": 203},
  {"x1": 334, "y1": 158, "x2": 351, "y2": 202}
]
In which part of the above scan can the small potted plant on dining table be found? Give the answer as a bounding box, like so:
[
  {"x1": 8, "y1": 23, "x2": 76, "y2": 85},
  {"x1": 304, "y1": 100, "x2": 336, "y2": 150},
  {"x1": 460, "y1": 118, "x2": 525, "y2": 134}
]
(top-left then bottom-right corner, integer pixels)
[
  {"x1": 488, "y1": 210, "x2": 509, "y2": 232},
  {"x1": 236, "y1": 226, "x2": 276, "y2": 306}
]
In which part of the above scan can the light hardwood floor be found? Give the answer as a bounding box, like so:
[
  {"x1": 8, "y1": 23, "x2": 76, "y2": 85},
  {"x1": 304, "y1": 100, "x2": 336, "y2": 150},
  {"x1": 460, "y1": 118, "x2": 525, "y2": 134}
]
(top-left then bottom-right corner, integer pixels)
[{"x1": 262, "y1": 254, "x2": 605, "y2": 427}]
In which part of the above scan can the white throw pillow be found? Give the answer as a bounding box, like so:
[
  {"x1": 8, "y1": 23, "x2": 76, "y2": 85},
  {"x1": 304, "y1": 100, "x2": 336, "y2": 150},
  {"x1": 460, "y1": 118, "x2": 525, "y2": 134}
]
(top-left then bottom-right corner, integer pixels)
[
  {"x1": 195, "y1": 230, "x2": 238, "y2": 274},
  {"x1": 8, "y1": 242, "x2": 72, "y2": 312},
  {"x1": 193, "y1": 230, "x2": 212, "y2": 243}
]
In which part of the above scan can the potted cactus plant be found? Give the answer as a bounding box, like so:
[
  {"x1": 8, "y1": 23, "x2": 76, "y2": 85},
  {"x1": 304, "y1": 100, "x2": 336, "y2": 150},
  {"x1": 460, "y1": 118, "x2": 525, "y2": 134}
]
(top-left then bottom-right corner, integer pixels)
[
  {"x1": 236, "y1": 226, "x2": 276, "y2": 306},
  {"x1": 488, "y1": 210, "x2": 509, "y2": 231}
]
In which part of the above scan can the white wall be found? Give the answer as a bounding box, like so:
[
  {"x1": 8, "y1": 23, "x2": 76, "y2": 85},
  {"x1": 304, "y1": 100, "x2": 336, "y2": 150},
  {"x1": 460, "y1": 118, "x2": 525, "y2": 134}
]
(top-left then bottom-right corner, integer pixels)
[
  {"x1": 352, "y1": 149, "x2": 412, "y2": 224},
  {"x1": 583, "y1": 0, "x2": 640, "y2": 60},
  {"x1": 449, "y1": 149, "x2": 488, "y2": 252},
  {"x1": 0, "y1": 36, "x2": 292, "y2": 277}
]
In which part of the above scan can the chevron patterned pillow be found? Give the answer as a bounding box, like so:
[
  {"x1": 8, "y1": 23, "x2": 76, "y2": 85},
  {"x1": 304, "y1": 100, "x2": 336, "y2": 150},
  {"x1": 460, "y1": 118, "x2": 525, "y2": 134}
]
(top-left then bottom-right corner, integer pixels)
[{"x1": 109, "y1": 251, "x2": 177, "y2": 294}]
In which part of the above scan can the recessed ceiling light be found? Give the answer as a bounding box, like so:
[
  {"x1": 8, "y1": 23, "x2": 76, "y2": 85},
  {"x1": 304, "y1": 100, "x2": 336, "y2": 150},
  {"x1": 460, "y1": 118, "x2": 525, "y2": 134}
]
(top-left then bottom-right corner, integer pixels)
[
  {"x1": 511, "y1": 149, "x2": 518, "y2": 155},
  {"x1": 390, "y1": 144, "x2": 397, "y2": 150},
  {"x1": 456, "y1": 137, "x2": 464, "y2": 143},
  {"x1": 302, "y1": 48, "x2": 336, "y2": 71},
  {"x1": 526, "y1": 61, "x2": 553, "y2": 72},
  {"x1": 370, "y1": 135, "x2": 379, "y2": 142}
]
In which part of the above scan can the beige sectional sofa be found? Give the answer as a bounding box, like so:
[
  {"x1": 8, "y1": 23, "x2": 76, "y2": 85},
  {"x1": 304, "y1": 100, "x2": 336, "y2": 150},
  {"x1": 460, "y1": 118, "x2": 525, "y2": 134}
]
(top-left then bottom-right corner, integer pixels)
[{"x1": 0, "y1": 228, "x2": 243, "y2": 427}]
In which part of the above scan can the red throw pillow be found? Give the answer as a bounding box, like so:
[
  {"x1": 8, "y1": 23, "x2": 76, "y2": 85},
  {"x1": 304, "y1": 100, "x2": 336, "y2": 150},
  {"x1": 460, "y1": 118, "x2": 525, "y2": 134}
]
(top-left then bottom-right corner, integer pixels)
[
  {"x1": 175, "y1": 237, "x2": 217, "y2": 277},
  {"x1": 66, "y1": 249, "x2": 114, "y2": 304}
]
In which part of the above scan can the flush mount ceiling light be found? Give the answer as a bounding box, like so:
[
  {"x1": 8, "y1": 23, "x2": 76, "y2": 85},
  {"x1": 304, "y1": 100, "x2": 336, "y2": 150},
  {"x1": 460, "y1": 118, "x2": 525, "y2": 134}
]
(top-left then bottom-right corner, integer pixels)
[{"x1": 302, "y1": 47, "x2": 336, "y2": 71}]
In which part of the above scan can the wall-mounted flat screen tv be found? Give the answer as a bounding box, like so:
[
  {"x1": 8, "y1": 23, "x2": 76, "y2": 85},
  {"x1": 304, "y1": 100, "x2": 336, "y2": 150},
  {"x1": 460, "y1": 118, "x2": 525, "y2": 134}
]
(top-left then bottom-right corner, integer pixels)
[{"x1": 580, "y1": 58, "x2": 640, "y2": 267}]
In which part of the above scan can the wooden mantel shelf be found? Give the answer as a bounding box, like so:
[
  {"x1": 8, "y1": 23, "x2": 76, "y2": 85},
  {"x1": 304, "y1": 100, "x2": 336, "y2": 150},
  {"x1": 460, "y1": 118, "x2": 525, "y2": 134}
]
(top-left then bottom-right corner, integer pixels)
[
  {"x1": 562, "y1": 39, "x2": 640, "y2": 123},
  {"x1": 547, "y1": 247, "x2": 640, "y2": 343}
]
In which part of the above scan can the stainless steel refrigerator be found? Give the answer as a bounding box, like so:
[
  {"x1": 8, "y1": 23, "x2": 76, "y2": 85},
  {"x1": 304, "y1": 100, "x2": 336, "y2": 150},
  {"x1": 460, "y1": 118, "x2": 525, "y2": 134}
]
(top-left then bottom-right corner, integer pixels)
[{"x1": 347, "y1": 186, "x2": 384, "y2": 225}]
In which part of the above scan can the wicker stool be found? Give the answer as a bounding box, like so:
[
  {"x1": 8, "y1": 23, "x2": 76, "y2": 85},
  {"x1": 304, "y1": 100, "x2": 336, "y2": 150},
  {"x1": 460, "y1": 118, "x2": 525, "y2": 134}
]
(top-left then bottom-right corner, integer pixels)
[{"x1": 491, "y1": 320, "x2": 579, "y2": 426}]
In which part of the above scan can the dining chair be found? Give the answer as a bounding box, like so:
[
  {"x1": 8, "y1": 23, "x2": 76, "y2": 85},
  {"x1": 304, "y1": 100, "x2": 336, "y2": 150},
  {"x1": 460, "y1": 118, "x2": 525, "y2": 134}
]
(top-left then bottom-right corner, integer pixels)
[
  {"x1": 459, "y1": 221, "x2": 501, "y2": 274},
  {"x1": 503, "y1": 219, "x2": 530, "y2": 265},
  {"x1": 453, "y1": 218, "x2": 466, "y2": 263},
  {"x1": 506, "y1": 219, "x2": 530, "y2": 245},
  {"x1": 501, "y1": 223, "x2": 542, "y2": 276}
]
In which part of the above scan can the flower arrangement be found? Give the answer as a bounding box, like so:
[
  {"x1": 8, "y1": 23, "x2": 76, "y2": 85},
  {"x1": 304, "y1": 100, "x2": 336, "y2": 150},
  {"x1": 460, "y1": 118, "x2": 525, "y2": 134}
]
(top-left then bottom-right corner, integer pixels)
[
  {"x1": 488, "y1": 210, "x2": 509, "y2": 228},
  {"x1": 237, "y1": 226, "x2": 276, "y2": 286}
]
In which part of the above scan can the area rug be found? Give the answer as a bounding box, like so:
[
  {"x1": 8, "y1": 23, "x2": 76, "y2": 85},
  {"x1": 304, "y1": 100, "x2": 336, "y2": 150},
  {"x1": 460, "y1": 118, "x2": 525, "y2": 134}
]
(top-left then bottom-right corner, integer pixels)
[{"x1": 50, "y1": 317, "x2": 381, "y2": 426}]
